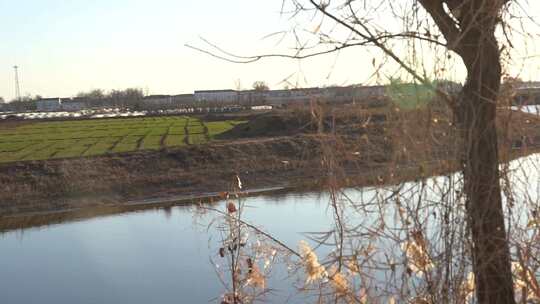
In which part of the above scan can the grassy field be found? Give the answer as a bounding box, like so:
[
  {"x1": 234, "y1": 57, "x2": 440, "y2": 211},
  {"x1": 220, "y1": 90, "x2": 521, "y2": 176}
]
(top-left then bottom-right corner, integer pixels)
[{"x1": 0, "y1": 116, "x2": 244, "y2": 163}]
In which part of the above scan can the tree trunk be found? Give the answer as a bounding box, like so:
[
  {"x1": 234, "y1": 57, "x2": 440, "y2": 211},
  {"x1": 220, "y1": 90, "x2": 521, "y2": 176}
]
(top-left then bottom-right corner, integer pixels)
[{"x1": 457, "y1": 28, "x2": 516, "y2": 304}]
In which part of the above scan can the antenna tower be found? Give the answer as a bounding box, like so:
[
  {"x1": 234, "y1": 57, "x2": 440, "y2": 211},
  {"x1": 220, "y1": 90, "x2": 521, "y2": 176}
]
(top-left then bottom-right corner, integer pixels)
[{"x1": 13, "y1": 65, "x2": 21, "y2": 101}]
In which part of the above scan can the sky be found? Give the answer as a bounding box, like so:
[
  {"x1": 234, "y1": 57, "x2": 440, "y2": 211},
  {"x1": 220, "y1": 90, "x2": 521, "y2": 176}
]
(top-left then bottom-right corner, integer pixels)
[{"x1": 0, "y1": 0, "x2": 539, "y2": 101}]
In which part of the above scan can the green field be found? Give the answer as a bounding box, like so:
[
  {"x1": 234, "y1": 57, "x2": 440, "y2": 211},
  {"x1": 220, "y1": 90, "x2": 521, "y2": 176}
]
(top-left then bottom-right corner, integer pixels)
[{"x1": 0, "y1": 116, "x2": 243, "y2": 163}]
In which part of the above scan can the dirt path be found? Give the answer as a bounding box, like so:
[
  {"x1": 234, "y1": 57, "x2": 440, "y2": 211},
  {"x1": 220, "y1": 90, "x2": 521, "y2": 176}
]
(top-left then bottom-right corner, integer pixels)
[
  {"x1": 160, "y1": 121, "x2": 174, "y2": 148},
  {"x1": 183, "y1": 117, "x2": 190, "y2": 145},
  {"x1": 201, "y1": 120, "x2": 210, "y2": 142},
  {"x1": 136, "y1": 130, "x2": 151, "y2": 150},
  {"x1": 109, "y1": 131, "x2": 132, "y2": 152}
]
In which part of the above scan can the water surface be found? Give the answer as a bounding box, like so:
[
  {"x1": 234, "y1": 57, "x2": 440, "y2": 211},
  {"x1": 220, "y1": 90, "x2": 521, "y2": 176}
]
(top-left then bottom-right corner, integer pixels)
[
  {"x1": 0, "y1": 192, "x2": 338, "y2": 304},
  {"x1": 1, "y1": 153, "x2": 538, "y2": 303}
]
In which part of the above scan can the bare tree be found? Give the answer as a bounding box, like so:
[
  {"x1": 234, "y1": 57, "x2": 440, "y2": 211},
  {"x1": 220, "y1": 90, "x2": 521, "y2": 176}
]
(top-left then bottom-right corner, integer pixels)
[
  {"x1": 190, "y1": 1, "x2": 540, "y2": 303},
  {"x1": 431, "y1": 2, "x2": 515, "y2": 303},
  {"x1": 252, "y1": 81, "x2": 270, "y2": 91},
  {"x1": 77, "y1": 89, "x2": 105, "y2": 99}
]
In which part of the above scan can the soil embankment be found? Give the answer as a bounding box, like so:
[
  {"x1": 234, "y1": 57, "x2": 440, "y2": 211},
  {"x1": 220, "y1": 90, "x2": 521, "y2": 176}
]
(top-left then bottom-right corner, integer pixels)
[{"x1": 1, "y1": 107, "x2": 539, "y2": 219}]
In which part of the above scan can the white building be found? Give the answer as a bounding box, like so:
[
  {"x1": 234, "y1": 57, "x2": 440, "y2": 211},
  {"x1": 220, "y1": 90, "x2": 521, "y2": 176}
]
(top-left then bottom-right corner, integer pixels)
[
  {"x1": 143, "y1": 95, "x2": 173, "y2": 107},
  {"x1": 142, "y1": 94, "x2": 195, "y2": 109},
  {"x1": 262, "y1": 86, "x2": 387, "y2": 105},
  {"x1": 517, "y1": 81, "x2": 540, "y2": 90},
  {"x1": 61, "y1": 98, "x2": 87, "y2": 111},
  {"x1": 194, "y1": 90, "x2": 238, "y2": 103},
  {"x1": 36, "y1": 98, "x2": 62, "y2": 112},
  {"x1": 171, "y1": 94, "x2": 195, "y2": 104},
  {"x1": 515, "y1": 82, "x2": 540, "y2": 105}
]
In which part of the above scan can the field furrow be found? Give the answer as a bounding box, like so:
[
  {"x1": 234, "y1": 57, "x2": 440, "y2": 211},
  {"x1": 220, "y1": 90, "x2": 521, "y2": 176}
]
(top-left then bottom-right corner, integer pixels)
[{"x1": 0, "y1": 115, "x2": 240, "y2": 162}]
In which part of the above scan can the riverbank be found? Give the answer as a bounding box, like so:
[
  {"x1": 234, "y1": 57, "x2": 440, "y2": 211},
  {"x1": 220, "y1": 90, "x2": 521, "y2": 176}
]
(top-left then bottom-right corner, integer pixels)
[{"x1": 1, "y1": 107, "x2": 539, "y2": 220}]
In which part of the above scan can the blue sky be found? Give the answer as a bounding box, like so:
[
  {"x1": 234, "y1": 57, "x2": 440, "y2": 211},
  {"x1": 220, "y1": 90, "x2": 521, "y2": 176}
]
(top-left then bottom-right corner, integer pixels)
[{"x1": 1, "y1": 0, "x2": 539, "y2": 101}]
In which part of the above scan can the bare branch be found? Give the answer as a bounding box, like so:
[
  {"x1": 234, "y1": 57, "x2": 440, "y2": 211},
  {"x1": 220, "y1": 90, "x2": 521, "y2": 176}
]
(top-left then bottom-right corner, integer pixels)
[
  {"x1": 418, "y1": 0, "x2": 463, "y2": 53},
  {"x1": 186, "y1": 31, "x2": 447, "y2": 64}
]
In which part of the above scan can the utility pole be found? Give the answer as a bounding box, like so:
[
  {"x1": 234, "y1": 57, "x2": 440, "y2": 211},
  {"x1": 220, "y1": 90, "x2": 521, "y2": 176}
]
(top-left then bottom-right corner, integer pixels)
[{"x1": 13, "y1": 65, "x2": 21, "y2": 101}]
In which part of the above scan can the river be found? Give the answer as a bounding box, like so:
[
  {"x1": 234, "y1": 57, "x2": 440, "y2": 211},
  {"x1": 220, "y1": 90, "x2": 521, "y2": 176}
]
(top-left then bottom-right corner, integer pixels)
[{"x1": 0, "y1": 153, "x2": 538, "y2": 303}]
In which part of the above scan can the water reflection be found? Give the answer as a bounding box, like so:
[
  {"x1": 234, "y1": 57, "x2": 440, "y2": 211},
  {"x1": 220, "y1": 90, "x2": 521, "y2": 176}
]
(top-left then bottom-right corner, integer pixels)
[
  {"x1": 0, "y1": 191, "x2": 341, "y2": 304},
  {"x1": 0, "y1": 153, "x2": 538, "y2": 303}
]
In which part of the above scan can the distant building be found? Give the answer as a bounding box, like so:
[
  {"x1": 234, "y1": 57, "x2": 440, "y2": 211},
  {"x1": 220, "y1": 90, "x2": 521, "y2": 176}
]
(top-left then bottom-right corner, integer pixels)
[
  {"x1": 61, "y1": 97, "x2": 87, "y2": 111},
  {"x1": 171, "y1": 94, "x2": 195, "y2": 104},
  {"x1": 264, "y1": 87, "x2": 323, "y2": 105},
  {"x1": 515, "y1": 82, "x2": 540, "y2": 105},
  {"x1": 517, "y1": 81, "x2": 540, "y2": 90},
  {"x1": 351, "y1": 85, "x2": 387, "y2": 99},
  {"x1": 36, "y1": 98, "x2": 62, "y2": 112},
  {"x1": 29, "y1": 82, "x2": 488, "y2": 113},
  {"x1": 143, "y1": 94, "x2": 171, "y2": 102},
  {"x1": 142, "y1": 94, "x2": 195, "y2": 109},
  {"x1": 238, "y1": 90, "x2": 267, "y2": 104},
  {"x1": 194, "y1": 90, "x2": 238, "y2": 103},
  {"x1": 260, "y1": 86, "x2": 387, "y2": 106}
]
